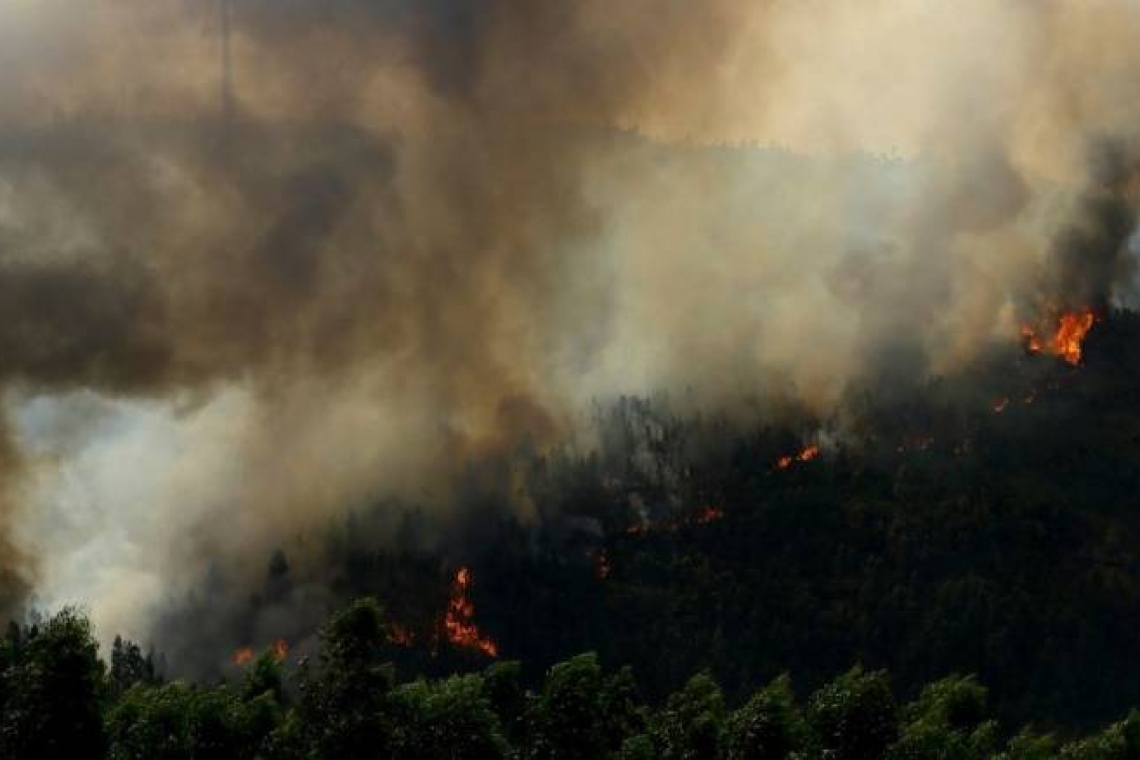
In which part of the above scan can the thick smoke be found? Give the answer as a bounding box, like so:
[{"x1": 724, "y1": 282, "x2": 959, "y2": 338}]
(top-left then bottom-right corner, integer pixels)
[{"x1": 0, "y1": 0, "x2": 1139, "y2": 653}]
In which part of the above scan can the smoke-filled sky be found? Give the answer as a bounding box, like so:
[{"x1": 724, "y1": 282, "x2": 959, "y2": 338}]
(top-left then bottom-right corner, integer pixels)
[{"x1": 1, "y1": 0, "x2": 1139, "y2": 647}]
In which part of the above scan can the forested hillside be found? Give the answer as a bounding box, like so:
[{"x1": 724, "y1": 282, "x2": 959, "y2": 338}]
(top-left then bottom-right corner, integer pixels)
[
  {"x1": 4, "y1": 600, "x2": 1140, "y2": 758},
  {"x1": 135, "y1": 309, "x2": 1140, "y2": 745}
]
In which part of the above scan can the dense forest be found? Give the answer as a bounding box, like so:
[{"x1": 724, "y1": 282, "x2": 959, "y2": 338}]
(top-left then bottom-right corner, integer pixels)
[
  {"x1": 108, "y1": 307, "x2": 1140, "y2": 755},
  {"x1": 4, "y1": 599, "x2": 1140, "y2": 759},
  {"x1": 4, "y1": 2, "x2": 1140, "y2": 757}
]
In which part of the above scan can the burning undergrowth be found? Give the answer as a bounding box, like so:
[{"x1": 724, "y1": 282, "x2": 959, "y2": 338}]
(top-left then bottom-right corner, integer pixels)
[
  {"x1": 1, "y1": 3, "x2": 1140, "y2": 729},
  {"x1": 154, "y1": 302, "x2": 1136, "y2": 689}
]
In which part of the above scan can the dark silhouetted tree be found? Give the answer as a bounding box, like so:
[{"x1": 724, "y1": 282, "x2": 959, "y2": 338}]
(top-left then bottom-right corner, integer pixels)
[{"x1": 0, "y1": 608, "x2": 106, "y2": 759}]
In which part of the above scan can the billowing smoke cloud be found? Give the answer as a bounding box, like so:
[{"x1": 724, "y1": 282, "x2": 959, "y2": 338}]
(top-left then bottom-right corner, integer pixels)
[{"x1": 0, "y1": 0, "x2": 1139, "y2": 651}]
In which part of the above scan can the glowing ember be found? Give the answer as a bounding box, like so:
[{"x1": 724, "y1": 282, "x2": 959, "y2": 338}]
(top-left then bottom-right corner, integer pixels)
[
  {"x1": 693, "y1": 506, "x2": 724, "y2": 524},
  {"x1": 594, "y1": 550, "x2": 612, "y2": 580},
  {"x1": 271, "y1": 639, "x2": 289, "y2": 662},
  {"x1": 1021, "y1": 324, "x2": 1043, "y2": 354},
  {"x1": 389, "y1": 625, "x2": 415, "y2": 647},
  {"x1": 1021, "y1": 309, "x2": 1096, "y2": 365},
  {"x1": 776, "y1": 445, "x2": 820, "y2": 470},
  {"x1": 232, "y1": 647, "x2": 254, "y2": 667},
  {"x1": 443, "y1": 567, "x2": 498, "y2": 657}
]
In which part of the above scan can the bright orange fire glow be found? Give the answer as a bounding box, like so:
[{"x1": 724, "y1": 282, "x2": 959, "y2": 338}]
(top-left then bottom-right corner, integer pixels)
[
  {"x1": 232, "y1": 647, "x2": 254, "y2": 667},
  {"x1": 1022, "y1": 309, "x2": 1096, "y2": 365},
  {"x1": 1054, "y1": 310, "x2": 1096, "y2": 364},
  {"x1": 776, "y1": 445, "x2": 820, "y2": 470},
  {"x1": 443, "y1": 567, "x2": 498, "y2": 657}
]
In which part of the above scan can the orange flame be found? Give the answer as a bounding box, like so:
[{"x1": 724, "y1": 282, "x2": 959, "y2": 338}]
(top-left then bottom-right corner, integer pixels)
[
  {"x1": 271, "y1": 639, "x2": 289, "y2": 662},
  {"x1": 1054, "y1": 310, "x2": 1096, "y2": 364},
  {"x1": 776, "y1": 444, "x2": 820, "y2": 470},
  {"x1": 231, "y1": 647, "x2": 254, "y2": 667},
  {"x1": 1022, "y1": 309, "x2": 1096, "y2": 365},
  {"x1": 1021, "y1": 324, "x2": 1043, "y2": 354},
  {"x1": 443, "y1": 567, "x2": 498, "y2": 657}
]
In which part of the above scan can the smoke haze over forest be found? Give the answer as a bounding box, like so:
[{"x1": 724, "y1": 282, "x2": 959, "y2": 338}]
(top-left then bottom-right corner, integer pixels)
[{"x1": 0, "y1": 0, "x2": 1139, "y2": 663}]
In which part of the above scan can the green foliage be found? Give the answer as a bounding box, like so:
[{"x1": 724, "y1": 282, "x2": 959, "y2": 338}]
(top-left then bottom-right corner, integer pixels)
[
  {"x1": 0, "y1": 607, "x2": 106, "y2": 759},
  {"x1": 242, "y1": 650, "x2": 284, "y2": 704},
  {"x1": 996, "y1": 728, "x2": 1058, "y2": 760},
  {"x1": 110, "y1": 635, "x2": 158, "y2": 697},
  {"x1": 480, "y1": 660, "x2": 526, "y2": 740},
  {"x1": 105, "y1": 682, "x2": 281, "y2": 760},
  {"x1": 392, "y1": 674, "x2": 507, "y2": 759},
  {"x1": 287, "y1": 597, "x2": 397, "y2": 759},
  {"x1": 520, "y1": 652, "x2": 640, "y2": 760},
  {"x1": 807, "y1": 666, "x2": 897, "y2": 760},
  {"x1": 723, "y1": 674, "x2": 803, "y2": 760},
  {"x1": 618, "y1": 733, "x2": 657, "y2": 760},
  {"x1": 649, "y1": 671, "x2": 727, "y2": 760},
  {"x1": 1059, "y1": 709, "x2": 1140, "y2": 759},
  {"x1": 887, "y1": 675, "x2": 997, "y2": 760},
  {"x1": 12, "y1": 602, "x2": 1140, "y2": 759}
]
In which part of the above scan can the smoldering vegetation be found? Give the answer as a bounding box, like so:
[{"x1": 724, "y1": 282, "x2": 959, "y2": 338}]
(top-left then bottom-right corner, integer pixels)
[
  {"x1": 0, "y1": 0, "x2": 1139, "y2": 693},
  {"x1": 148, "y1": 306, "x2": 1140, "y2": 731}
]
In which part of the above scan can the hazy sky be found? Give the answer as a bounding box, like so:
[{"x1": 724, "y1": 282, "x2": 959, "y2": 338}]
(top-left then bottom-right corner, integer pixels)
[{"x1": 0, "y1": 0, "x2": 1138, "y2": 647}]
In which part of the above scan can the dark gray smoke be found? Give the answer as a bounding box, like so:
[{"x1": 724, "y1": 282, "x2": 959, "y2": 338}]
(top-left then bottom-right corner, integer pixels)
[{"x1": 0, "y1": 0, "x2": 1138, "y2": 649}]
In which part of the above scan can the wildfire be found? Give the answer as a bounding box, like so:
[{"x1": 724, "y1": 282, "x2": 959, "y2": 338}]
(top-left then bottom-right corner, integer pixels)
[
  {"x1": 388, "y1": 624, "x2": 415, "y2": 647},
  {"x1": 617, "y1": 505, "x2": 723, "y2": 538},
  {"x1": 1020, "y1": 324, "x2": 1043, "y2": 354},
  {"x1": 776, "y1": 445, "x2": 820, "y2": 470},
  {"x1": 443, "y1": 567, "x2": 498, "y2": 657},
  {"x1": 594, "y1": 549, "x2": 612, "y2": 580},
  {"x1": 693, "y1": 505, "x2": 724, "y2": 524},
  {"x1": 233, "y1": 639, "x2": 288, "y2": 666},
  {"x1": 1021, "y1": 308, "x2": 1096, "y2": 365},
  {"x1": 1055, "y1": 310, "x2": 1096, "y2": 364}
]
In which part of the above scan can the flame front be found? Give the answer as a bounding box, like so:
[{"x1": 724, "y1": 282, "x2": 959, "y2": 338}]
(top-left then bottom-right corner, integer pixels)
[
  {"x1": 443, "y1": 567, "x2": 498, "y2": 657},
  {"x1": 776, "y1": 445, "x2": 820, "y2": 470},
  {"x1": 233, "y1": 639, "x2": 288, "y2": 666},
  {"x1": 1022, "y1": 309, "x2": 1096, "y2": 365},
  {"x1": 1055, "y1": 310, "x2": 1096, "y2": 364}
]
